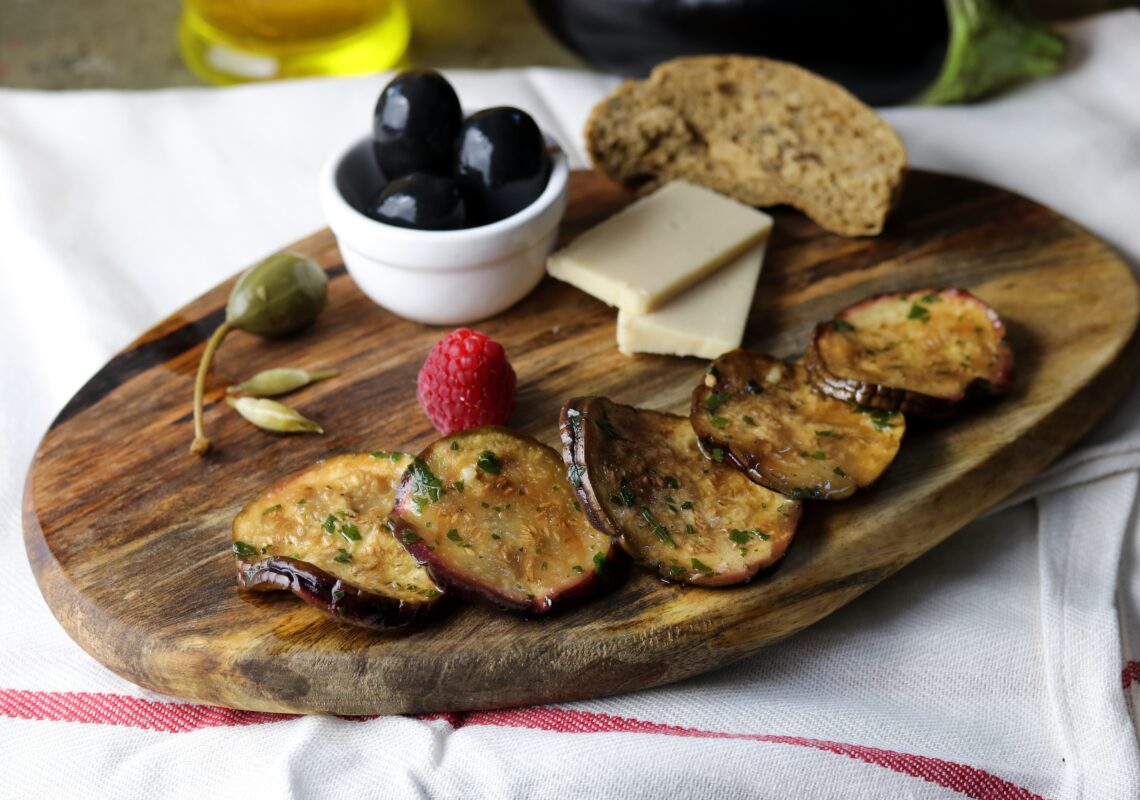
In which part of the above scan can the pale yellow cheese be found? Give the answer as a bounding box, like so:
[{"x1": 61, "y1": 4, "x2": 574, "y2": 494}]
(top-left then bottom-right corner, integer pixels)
[
  {"x1": 546, "y1": 180, "x2": 773, "y2": 314},
  {"x1": 617, "y1": 239, "x2": 767, "y2": 359}
]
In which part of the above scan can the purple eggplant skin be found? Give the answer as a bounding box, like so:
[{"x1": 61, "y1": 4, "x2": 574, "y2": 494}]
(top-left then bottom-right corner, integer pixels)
[
  {"x1": 529, "y1": 0, "x2": 949, "y2": 105},
  {"x1": 237, "y1": 556, "x2": 445, "y2": 631}
]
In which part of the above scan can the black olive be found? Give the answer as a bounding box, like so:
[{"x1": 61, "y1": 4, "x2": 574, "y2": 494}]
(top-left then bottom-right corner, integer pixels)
[
  {"x1": 372, "y1": 69, "x2": 462, "y2": 180},
  {"x1": 454, "y1": 107, "x2": 552, "y2": 225},
  {"x1": 365, "y1": 173, "x2": 467, "y2": 230}
]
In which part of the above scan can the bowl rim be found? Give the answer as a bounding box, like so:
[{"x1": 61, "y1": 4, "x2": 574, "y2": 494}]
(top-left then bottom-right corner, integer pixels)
[{"x1": 319, "y1": 132, "x2": 570, "y2": 247}]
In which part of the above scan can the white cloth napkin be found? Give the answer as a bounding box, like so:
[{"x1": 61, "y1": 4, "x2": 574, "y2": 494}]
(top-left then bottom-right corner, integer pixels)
[{"x1": 2, "y1": 11, "x2": 1139, "y2": 799}]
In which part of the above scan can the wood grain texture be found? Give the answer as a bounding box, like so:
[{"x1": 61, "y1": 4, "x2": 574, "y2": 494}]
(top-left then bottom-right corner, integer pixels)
[{"x1": 23, "y1": 170, "x2": 1140, "y2": 715}]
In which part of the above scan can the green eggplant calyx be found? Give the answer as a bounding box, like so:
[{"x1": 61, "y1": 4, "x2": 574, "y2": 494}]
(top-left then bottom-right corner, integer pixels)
[{"x1": 917, "y1": 0, "x2": 1067, "y2": 105}]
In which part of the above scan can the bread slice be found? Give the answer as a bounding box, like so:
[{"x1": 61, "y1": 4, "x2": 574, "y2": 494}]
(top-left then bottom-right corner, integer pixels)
[{"x1": 585, "y1": 56, "x2": 907, "y2": 237}]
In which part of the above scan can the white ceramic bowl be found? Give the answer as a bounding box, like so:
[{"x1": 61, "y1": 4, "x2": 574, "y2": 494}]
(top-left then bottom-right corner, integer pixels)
[{"x1": 319, "y1": 134, "x2": 569, "y2": 326}]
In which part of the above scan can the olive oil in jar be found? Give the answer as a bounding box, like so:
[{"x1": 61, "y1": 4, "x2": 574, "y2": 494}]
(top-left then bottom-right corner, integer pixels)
[{"x1": 179, "y1": 0, "x2": 410, "y2": 84}]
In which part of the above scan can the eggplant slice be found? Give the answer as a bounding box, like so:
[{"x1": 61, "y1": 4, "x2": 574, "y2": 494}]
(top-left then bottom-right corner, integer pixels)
[
  {"x1": 232, "y1": 452, "x2": 443, "y2": 630},
  {"x1": 692, "y1": 351, "x2": 904, "y2": 500},
  {"x1": 805, "y1": 288, "x2": 1015, "y2": 417},
  {"x1": 561, "y1": 397, "x2": 802, "y2": 586},
  {"x1": 389, "y1": 427, "x2": 617, "y2": 615}
]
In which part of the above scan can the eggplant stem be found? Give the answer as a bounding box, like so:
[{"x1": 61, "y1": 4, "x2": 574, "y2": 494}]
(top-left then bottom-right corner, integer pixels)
[
  {"x1": 190, "y1": 320, "x2": 234, "y2": 455},
  {"x1": 917, "y1": 0, "x2": 1067, "y2": 105}
]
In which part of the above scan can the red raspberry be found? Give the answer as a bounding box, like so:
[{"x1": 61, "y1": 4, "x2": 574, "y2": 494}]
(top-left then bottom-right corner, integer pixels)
[{"x1": 417, "y1": 329, "x2": 517, "y2": 435}]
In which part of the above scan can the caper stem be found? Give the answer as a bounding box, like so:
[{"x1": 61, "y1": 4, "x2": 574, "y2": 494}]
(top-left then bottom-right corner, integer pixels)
[{"x1": 190, "y1": 320, "x2": 235, "y2": 455}]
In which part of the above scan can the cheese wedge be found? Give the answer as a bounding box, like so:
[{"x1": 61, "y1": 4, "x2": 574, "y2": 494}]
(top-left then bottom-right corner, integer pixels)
[
  {"x1": 617, "y1": 239, "x2": 767, "y2": 359},
  {"x1": 546, "y1": 180, "x2": 772, "y2": 314}
]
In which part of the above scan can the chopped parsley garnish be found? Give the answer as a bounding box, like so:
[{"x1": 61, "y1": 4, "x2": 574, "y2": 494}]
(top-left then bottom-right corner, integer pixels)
[
  {"x1": 641, "y1": 508, "x2": 675, "y2": 547},
  {"x1": 490, "y1": 533, "x2": 500, "y2": 540},
  {"x1": 816, "y1": 430, "x2": 836, "y2": 437},
  {"x1": 705, "y1": 392, "x2": 730, "y2": 413},
  {"x1": 572, "y1": 565, "x2": 584, "y2": 574},
  {"x1": 450, "y1": 440, "x2": 460, "y2": 451},
  {"x1": 296, "y1": 498, "x2": 306, "y2": 506},
  {"x1": 408, "y1": 458, "x2": 445, "y2": 510},
  {"x1": 668, "y1": 565, "x2": 686, "y2": 578},
  {"x1": 262, "y1": 503, "x2": 281, "y2": 516},
  {"x1": 746, "y1": 380, "x2": 764, "y2": 395},
  {"x1": 572, "y1": 500, "x2": 582, "y2": 512},
  {"x1": 333, "y1": 548, "x2": 353, "y2": 564},
  {"x1": 908, "y1": 303, "x2": 930, "y2": 323},
  {"x1": 810, "y1": 451, "x2": 827, "y2": 460},
  {"x1": 400, "y1": 530, "x2": 422, "y2": 544},
  {"x1": 920, "y1": 292, "x2": 941, "y2": 304},
  {"x1": 711, "y1": 447, "x2": 725, "y2": 463},
  {"x1": 565, "y1": 408, "x2": 582, "y2": 430},
  {"x1": 710, "y1": 415, "x2": 729, "y2": 428},
  {"x1": 742, "y1": 415, "x2": 756, "y2": 426},
  {"x1": 477, "y1": 450, "x2": 502, "y2": 474},
  {"x1": 681, "y1": 500, "x2": 693, "y2": 510},
  {"x1": 789, "y1": 487, "x2": 823, "y2": 500},
  {"x1": 595, "y1": 409, "x2": 621, "y2": 440},
  {"x1": 593, "y1": 552, "x2": 610, "y2": 572},
  {"x1": 340, "y1": 523, "x2": 362, "y2": 542},
  {"x1": 566, "y1": 464, "x2": 585, "y2": 488},
  {"x1": 322, "y1": 514, "x2": 337, "y2": 533},
  {"x1": 332, "y1": 589, "x2": 345, "y2": 601},
  {"x1": 729, "y1": 528, "x2": 771, "y2": 544},
  {"x1": 868, "y1": 409, "x2": 896, "y2": 431},
  {"x1": 829, "y1": 318, "x2": 856, "y2": 332},
  {"x1": 232, "y1": 541, "x2": 258, "y2": 558},
  {"x1": 833, "y1": 466, "x2": 847, "y2": 477},
  {"x1": 370, "y1": 450, "x2": 388, "y2": 459},
  {"x1": 664, "y1": 475, "x2": 680, "y2": 489},
  {"x1": 610, "y1": 480, "x2": 636, "y2": 507},
  {"x1": 452, "y1": 480, "x2": 465, "y2": 492},
  {"x1": 691, "y1": 558, "x2": 713, "y2": 573},
  {"x1": 446, "y1": 528, "x2": 471, "y2": 548}
]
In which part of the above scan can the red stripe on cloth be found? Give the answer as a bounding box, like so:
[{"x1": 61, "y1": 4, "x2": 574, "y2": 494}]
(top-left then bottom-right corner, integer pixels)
[
  {"x1": 1123, "y1": 661, "x2": 1140, "y2": 689},
  {"x1": 0, "y1": 689, "x2": 299, "y2": 733},
  {"x1": 452, "y1": 707, "x2": 1046, "y2": 800},
  {"x1": 0, "y1": 689, "x2": 1044, "y2": 799}
]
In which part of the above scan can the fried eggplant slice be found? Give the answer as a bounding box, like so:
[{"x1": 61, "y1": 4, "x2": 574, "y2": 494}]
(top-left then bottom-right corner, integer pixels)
[
  {"x1": 561, "y1": 397, "x2": 802, "y2": 586},
  {"x1": 232, "y1": 452, "x2": 444, "y2": 629},
  {"x1": 805, "y1": 288, "x2": 1015, "y2": 417},
  {"x1": 692, "y1": 351, "x2": 904, "y2": 500},
  {"x1": 389, "y1": 427, "x2": 617, "y2": 615}
]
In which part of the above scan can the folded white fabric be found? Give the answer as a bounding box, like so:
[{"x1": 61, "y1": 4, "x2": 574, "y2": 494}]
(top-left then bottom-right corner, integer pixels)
[{"x1": 1, "y1": 11, "x2": 1138, "y2": 799}]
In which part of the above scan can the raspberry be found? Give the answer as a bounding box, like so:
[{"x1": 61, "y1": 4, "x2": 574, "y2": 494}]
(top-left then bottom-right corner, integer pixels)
[{"x1": 417, "y1": 329, "x2": 517, "y2": 435}]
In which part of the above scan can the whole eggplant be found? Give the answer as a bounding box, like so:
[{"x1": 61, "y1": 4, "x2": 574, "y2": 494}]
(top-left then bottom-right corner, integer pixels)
[{"x1": 528, "y1": 0, "x2": 1066, "y2": 105}]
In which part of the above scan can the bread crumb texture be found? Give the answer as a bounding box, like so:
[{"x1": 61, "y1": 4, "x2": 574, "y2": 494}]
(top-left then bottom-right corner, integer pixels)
[{"x1": 585, "y1": 56, "x2": 908, "y2": 237}]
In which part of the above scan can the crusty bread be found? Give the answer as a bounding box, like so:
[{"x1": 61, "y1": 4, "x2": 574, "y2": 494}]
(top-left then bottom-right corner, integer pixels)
[{"x1": 585, "y1": 56, "x2": 907, "y2": 237}]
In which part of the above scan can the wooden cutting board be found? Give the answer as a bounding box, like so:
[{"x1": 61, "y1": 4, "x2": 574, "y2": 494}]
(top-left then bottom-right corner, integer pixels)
[{"x1": 23, "y1": 171, "x2": 1139, "y2": 716}]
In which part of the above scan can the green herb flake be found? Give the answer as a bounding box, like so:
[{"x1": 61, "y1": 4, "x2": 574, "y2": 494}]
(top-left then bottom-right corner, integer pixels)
[
  {"x1": 664, "y1": 475, "x2": 680, "y2": 489},
  {"x1": 370, "y1": 450, "x2": 388, "y2": 459},
  {"x1": 408, "y1": 458, "x2": 445, "y2": 509},
  {"x1": 729, "y1": 528, "x2": 771, "y2": 545},
  {"x1": 686, "y1": 524, "x2": 694, "y2": 534},
  {"x1": 322, "y1": 514, "x2": 337, "y2": 534},
  {"x1": 565, "y1": 408, "x2": 582, "y2": 431},
  {"x1": 710, "y1": 415, "x2": 730, "y2": 428},
  {"x1": 477, "y1": 450, "x2": 503, "y2": 474},
  {"x1": 829, "y1": 318, "x2": 856, "y2": 332},
  {"x1": 573, "y1": 500, "x2": 582, "y2": 512},
  {"x1": 681, "y1": 500, "x2": 693, "y2": 510},
  {"x1": 333, "y1": 548, "x2": 353, "y2": 564},
  {"x1": 340, "y1": 523, "x2": 362, "y2": 542},
  {"x1": 450, "y1": 440, "x2": 460, "y2": 451},
  {"x1": 262, "y1": 503, "x2": 281, "y2": 516},
  {"x1": 691, "y1": 558, "x2": 713, "y2": 573},
  {"x1": 331, "y1": 589, "x2": 345, "y2": 601},
  {"x1": 452, "y1": 480, "x2": 465, "y2": 492},
  {"x1": 908, "y1": 303, "x2": 930, "y2": 323},
  {"x1": 390, "y1": 452, "x2": 403, "y2": 463},
  {"x1": 816, "y1": 430, "x2": 836, "y2": 438},
  {"x1": 566, "y1": 464, "x2": 585, "y2": 489},
  {"x1": 705, "y1": 392, "x2": 731, "y2": 413},
  {"x1": 742, "y1": 415, "x2": 756, "y2": 426},
  {"x1": 296, "y1": 498, "x2": 306, "y2": 506},
  {"x1": 572, "y1": 565, "x2": 584, "y2": 574},
  {"x1": 400, "y1": 530, "x2": 422, "y2": 545},
  {"x1": 668, "y1": 565, "x2": 686, "y2": 578},
  {"x1": 810, "y1": 451, "x2": 827, "y2": 460},
  {"x1": 232, "y1": 541, "x2": 258, "y2": 558},
  {"x1": 446, "y1": 529, "x2": 471, "y2": 548},
  {"x1": 869, "y1": 409, "x2": 897, "y2": 431},
  {"x1": 920, "y1": 292, "x2": 941, "y2": 304},
  {"x1": 593, "y1": 552, "x2": 609, "y2": 572},
  {"x1": 711, "y1": 447, "x2": 725, "y2": 463},
  {"x1": 641, "y1": 508, "x2": 675, "y2": 547},
  {"x1": 834, "y1": 466, "x2": 847, "y2": 477}
]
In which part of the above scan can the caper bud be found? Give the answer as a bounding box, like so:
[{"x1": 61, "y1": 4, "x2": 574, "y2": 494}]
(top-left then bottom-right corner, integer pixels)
[
  {"x1": 190, "y1": 252, "x2": 329, "y2": 455},
  {"x1": 226, "y1": 252, "x2": 328, "y2": 337}
]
